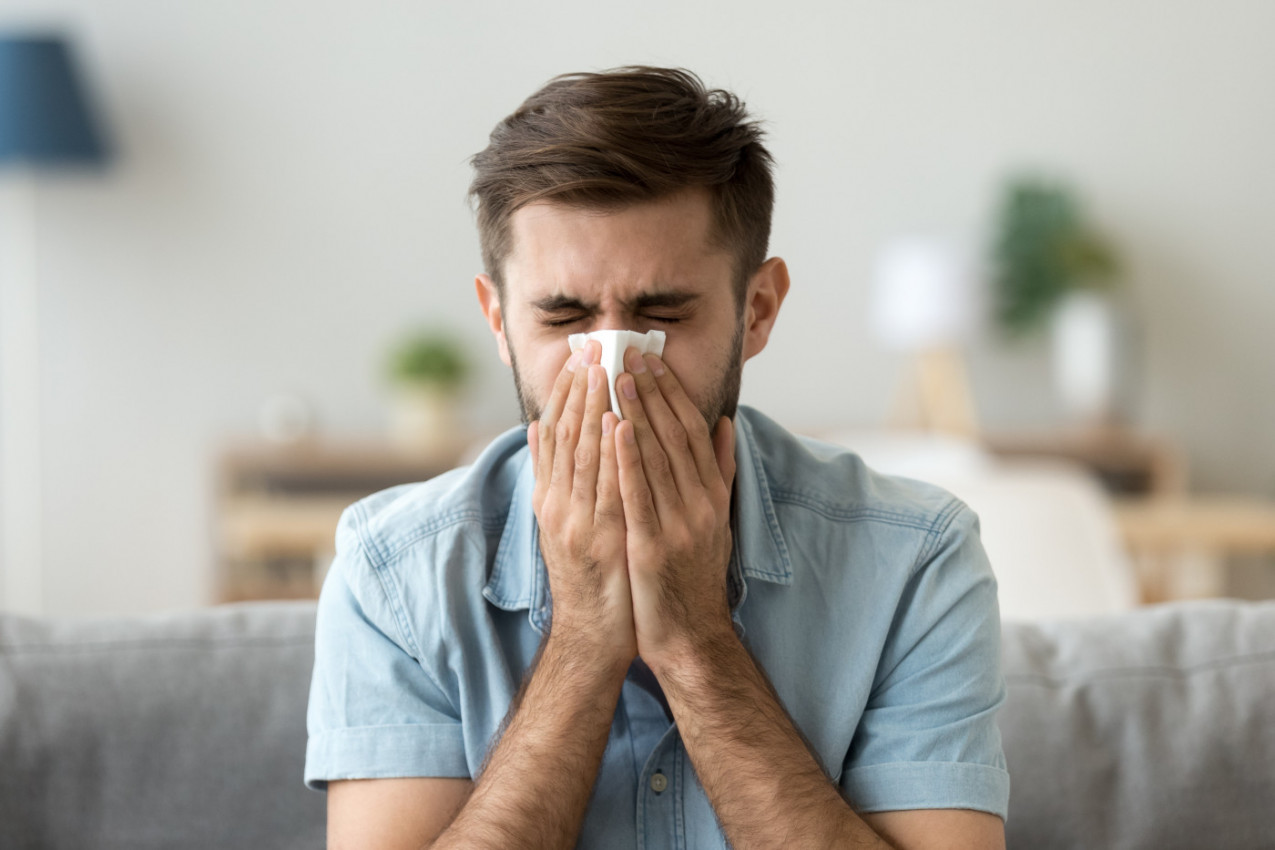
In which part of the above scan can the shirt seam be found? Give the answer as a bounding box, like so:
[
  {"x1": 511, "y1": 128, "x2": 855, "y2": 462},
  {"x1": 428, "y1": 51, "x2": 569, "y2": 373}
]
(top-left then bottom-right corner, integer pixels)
[
  {"x1": 348, "y1": 502, "x2": 482, "y2": 712},
  {"x1": 909, "y1": 496, "x2": 966, "y2": 581},
  {"x1": 369, "y1": 508, "x2": 495, "y2": 566},
  {"x1": 349, "y1": 499, "x2": 426, "y2": 663},
  {"x1": 768, "y1": 487, "x2": 943, "y2": 532}
]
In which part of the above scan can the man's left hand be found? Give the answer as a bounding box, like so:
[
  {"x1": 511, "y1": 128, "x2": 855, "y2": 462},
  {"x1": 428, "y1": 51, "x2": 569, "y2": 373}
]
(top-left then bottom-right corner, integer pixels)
[{"x1": 612, "y1": 346, "x2": 737, "y2": 674}]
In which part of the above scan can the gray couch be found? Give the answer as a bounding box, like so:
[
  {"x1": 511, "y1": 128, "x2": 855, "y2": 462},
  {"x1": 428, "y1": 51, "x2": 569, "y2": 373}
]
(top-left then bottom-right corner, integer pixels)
[{"x1": 2, "y1": 598, "x2": 1272, "y2": 849}]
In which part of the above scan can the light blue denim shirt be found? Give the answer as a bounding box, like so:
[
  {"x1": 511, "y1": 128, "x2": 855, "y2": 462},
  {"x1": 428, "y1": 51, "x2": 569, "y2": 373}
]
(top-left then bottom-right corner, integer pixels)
[{"x1": 305, "y1": 405, "x2": 1010, "y2": 845}]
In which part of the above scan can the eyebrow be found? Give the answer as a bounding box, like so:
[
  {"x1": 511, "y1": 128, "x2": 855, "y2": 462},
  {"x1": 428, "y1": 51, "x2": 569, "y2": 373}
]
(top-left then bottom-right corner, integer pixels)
[{"x1": 531, "y1": 291, "x2": 700, "y2": 313}]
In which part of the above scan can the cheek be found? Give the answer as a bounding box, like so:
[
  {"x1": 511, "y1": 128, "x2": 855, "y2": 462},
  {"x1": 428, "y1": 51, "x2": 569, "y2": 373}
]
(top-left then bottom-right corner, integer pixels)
[
  {"x1": 664, "y1": 353, "x2": 711, "y2": 402},
  {"x1": 528, "y1": 343, "x2": 573, "y2": 399}
]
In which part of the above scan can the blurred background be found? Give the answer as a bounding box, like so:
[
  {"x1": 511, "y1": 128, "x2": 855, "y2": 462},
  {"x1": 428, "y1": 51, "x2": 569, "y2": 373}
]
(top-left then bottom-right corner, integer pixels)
[{"x1": 1, "y1": 0, "x2": 1272, "y2": 620}]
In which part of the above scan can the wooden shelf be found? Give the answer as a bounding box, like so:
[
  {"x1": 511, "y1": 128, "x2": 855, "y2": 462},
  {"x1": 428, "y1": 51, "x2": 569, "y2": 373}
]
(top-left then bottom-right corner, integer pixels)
[
  {"x1": 212, "y1": 435, "x2": 472, "y2": 602},
  {"x1": 1115, "y1": 495, "x2": 1275, "y2": 554},
  {"x1": 983, "y1": 425, "x2": 1187, "y2": 497}
]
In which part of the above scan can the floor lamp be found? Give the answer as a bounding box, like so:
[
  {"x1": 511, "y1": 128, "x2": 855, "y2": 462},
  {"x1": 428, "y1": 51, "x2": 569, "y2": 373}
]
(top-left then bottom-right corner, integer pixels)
[
  {"x1": 870, "y1": 235, "x2": 982, "y2": 440},
  {"x1": 0, "y1": 34, "x2": 110, "y2": 615}
]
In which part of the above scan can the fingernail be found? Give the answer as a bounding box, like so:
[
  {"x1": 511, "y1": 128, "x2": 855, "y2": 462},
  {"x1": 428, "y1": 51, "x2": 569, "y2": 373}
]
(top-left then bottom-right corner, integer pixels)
[
  {"x1": 621, "y1": 375, "x2": 637, "y2": 400},
  {"x1": 626, "y1": 348, "x2": 647, "y2": 373},
  {"x1": 602, "y1": 414, "x2": 613, "y2": 435},
  {"x1": 566, "y1": 352, "x2": 581, "y2": 372},
  {"x1": 588, "y1": 365, "x2": 601, "y2": 392},
  {"x1": 622, "y1": 424, "x2": 635, "y2": 444},
  {"x1": 646, "y1": 354, "x2": 665, "y2": 376}
]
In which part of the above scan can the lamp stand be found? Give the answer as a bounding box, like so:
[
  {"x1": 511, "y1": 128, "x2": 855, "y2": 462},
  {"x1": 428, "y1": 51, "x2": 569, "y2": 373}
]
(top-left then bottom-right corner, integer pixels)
[
  {"x1": 887, "y1": 347, "x2": 981, "y2": 440},
  {"x1": 0, "y1": 169, "x2": 44, "y2": 615}
]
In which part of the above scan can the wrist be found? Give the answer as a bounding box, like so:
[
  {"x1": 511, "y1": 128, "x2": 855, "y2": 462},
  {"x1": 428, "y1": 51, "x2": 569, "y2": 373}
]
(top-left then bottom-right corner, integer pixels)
[
  {"x1": 643, "y1": 619, "x2": 741, "y2": 684},
  {"x1": 542, "y1": 625, "x2": 633, "y2": 684}
]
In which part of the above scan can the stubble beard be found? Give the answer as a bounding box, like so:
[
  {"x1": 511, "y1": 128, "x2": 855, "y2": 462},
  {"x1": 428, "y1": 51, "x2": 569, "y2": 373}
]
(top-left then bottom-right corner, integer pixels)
[{"x1": 510, "y1": 319, "x2": 744, "y2": 430}]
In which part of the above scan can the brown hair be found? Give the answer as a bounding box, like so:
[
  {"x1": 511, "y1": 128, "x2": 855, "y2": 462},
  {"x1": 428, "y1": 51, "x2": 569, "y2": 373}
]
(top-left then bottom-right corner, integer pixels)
[{"x1": 467, "y1": 66, "x2": 775, "y2": 304}]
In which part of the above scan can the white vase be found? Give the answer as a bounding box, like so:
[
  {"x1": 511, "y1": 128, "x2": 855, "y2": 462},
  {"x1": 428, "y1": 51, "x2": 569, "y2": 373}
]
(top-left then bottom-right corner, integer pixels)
[{"x1": 1051, "y1": 290, "x2": 1124, "y2": 427}]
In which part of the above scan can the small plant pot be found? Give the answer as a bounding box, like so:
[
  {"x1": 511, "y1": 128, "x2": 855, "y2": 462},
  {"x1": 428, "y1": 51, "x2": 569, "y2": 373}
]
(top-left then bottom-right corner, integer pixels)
[{"x1": 388, "y1": 384, "x2": 463, "y2": 456}]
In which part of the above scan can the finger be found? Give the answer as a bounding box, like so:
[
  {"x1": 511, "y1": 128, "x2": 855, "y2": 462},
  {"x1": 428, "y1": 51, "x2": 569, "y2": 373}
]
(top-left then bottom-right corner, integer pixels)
[
  {"x1": 713, "y1": 416, "x2": 737, "y2": 491},
  {"x1": 614, "y1": 419, "x2": 660, "y2": 534},
  {"x1": 616, "y1": 348, "x2": 686, "y2": 520},
  {"x1": 644, "y1": 353, "x2": 720, "y2": 490},
  {"x1": 536, "y1": 348, "x2": 583, "y2": 487},
  {"x1": 570, "y1": 363, "x2": 608, "y2": 509},
  {"x1": 550, "y1": 351, "x2": 592, "y2": 492},
  {"x1": 527, "y1": 421, "x2": 539, "y2": 471},
  {"x1": 595, "y1": 411, "x2": 623, "y2": 526}
]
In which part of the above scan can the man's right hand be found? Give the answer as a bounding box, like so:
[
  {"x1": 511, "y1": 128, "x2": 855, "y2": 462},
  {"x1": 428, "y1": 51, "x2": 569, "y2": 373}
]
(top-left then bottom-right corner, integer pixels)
[{"x1": 528, "y1": 340, "x2": 636, "y2": 670}]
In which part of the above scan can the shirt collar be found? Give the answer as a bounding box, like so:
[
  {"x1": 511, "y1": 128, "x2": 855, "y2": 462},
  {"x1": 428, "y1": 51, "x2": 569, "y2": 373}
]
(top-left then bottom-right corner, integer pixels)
[{"x1": 483, "y1": 409, "x2": 793, "y2": 636}]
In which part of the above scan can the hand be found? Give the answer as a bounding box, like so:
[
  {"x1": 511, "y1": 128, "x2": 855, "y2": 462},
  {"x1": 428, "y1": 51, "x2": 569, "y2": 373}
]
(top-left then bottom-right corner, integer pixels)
[
  {"x1": 612, "y1": 346, "x2": 737, "y2": 673},
  {"x1": 529, "y1": 341, "x2": 637, "y2": 670}
]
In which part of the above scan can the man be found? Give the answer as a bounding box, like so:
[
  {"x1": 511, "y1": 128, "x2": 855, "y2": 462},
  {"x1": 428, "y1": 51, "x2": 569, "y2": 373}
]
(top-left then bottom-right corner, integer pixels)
[{"x1": 305, "y1": 66, "x2": 1009, "y2": 849}]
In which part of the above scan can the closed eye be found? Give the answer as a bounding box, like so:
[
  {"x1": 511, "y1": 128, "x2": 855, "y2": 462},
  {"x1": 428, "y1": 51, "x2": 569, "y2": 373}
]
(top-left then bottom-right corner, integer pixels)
[{"x1": 541, "y1": 316, "x2": 586, "y2": 327}]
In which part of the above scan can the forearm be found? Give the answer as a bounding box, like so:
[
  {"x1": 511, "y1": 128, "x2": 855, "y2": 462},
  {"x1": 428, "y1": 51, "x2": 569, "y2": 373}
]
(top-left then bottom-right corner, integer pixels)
[
  {"x1": 654, "y1": 632, "x2": 893, "y2": 850},
  {"x1": 432, "y1": 634, "x2": 626, "y2": 850}
]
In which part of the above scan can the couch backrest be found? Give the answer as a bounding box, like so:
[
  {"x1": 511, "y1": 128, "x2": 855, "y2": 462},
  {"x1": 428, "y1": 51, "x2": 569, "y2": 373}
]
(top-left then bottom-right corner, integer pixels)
[
  {"x1": 0, "y1": 601, "x2": 323, "y2": 850},
  {"x1": 1001, "y1": 599, "x2": 1275, "y2": 849},
  {"x1": 3, "y1": 598, "x2": 1273, "y2": 849}
]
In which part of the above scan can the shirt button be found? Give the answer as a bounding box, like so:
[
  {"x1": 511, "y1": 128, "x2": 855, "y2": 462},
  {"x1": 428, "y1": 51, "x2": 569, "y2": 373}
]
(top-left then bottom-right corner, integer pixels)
[{"x1": 649, "y1": 772, "x2": 668, "y2": 794}]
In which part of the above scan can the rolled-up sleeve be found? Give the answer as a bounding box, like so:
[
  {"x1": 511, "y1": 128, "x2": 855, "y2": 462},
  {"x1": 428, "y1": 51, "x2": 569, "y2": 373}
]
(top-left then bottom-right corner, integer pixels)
[
  {"x1": 304, "y1": 504, "x2": 469, "y2": 791},
  {"x1": 840, "y1": 500, "x2": 1011, "y2": 820}
]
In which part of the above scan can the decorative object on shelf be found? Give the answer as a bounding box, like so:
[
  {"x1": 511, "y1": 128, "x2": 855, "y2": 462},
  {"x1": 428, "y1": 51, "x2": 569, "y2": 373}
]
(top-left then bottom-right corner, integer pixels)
[
  {"x1": 0, "y1": 33, "x2": 111, "y2": 616},
  {"x1": 871, "y1": 235, "x2": 982, "y2": 438},
  {"x1": 989, "y1": 175, "x2": 1129, "y2": 428},
  {"x1": 383, "y1": 326, "x2": 472, "y2": 456},
  {"x1": 257, "y1": 393, "x2": 318, "y2": 445}
]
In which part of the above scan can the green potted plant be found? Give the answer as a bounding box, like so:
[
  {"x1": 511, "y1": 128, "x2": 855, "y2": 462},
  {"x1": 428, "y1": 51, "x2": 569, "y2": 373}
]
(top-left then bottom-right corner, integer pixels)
[
  {"x1": 991, "y1": 176, "x2": 1120, "y2": 338},
  {"x1": 383, "y1": 327, "x2": 471, "y2": 455},
  {"x1": 990, "y1": 175, "x2": 1128, "y2": 426}
]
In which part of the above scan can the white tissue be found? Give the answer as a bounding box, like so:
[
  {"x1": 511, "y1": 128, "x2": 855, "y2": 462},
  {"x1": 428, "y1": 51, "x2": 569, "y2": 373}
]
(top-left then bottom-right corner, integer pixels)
[{"x1": 567, "y1": 329, "x2": 667, "y2": 418}]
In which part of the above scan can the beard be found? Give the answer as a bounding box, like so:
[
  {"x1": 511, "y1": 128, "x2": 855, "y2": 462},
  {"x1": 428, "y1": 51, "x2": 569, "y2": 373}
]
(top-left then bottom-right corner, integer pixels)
[{"x1": 510, "y1": 319, "x2": 744, "y2": 430}]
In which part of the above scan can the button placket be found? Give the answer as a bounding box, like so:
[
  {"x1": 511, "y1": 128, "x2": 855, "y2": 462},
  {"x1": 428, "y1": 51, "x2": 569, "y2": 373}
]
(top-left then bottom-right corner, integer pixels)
[{"x1": 636, "y1": 725, "x2": 681, "y2": 848}]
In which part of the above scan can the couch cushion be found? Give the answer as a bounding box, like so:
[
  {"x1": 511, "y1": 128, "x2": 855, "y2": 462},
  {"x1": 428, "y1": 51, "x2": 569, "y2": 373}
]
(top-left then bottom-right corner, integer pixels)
[
  {"x1": 0, "y1": 601, "x2": 324, "y2": 850},
  {"x1": 1001, "y1": 599, "x2": 1275, "y2": 850}
]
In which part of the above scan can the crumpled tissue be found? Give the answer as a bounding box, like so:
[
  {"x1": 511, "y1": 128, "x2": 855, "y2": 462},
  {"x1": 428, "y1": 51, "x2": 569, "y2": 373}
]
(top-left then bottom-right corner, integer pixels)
[{"x1": 567, "y1": 329, "x2": 666, "y2": 419}]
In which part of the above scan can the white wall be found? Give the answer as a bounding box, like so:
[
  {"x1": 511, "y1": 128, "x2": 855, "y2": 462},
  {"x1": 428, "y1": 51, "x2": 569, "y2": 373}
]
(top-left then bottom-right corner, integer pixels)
[{"x1": 2, "y1": 0, "x2": 1273, "y2": 615}]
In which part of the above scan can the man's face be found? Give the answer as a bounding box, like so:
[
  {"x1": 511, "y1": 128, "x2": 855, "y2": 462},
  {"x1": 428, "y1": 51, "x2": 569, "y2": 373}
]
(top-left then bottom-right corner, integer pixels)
[{"x1": 488, "y1": 189, "x2": 746, "y2": 426}]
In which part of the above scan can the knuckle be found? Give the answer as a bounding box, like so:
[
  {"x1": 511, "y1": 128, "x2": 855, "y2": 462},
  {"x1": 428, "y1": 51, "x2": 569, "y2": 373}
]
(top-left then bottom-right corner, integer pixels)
[
  {"x1": 662, "y1": 421, "x2": 688, "y2": 450},
  {"x1": 562, "y1": 523, "x2": 586, "y2": 553},
  {"x1": 687, "y1": 413, "x2": 710, "y2": 443},
  {"x1": 554, "y1": 419, "x2": 576, "y2": 446},
  {"x1": 669, "y1": 528, "x2": 692, "y2": 552},
  {"x1": 595, "y1": 494, "x2": 623, "y2": 523},
  {"x1": 646, "y1": 446, "x2": 671, "y2": 477},
  {"x1": 573, "y1": 444, "x2": 595, "y2": 469},
  {"x1": 539, "y1": 500, "x2": 563, "y2": 530}
]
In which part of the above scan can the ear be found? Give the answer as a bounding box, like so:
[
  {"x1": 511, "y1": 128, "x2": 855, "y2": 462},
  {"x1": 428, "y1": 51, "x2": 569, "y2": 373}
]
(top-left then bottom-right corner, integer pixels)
[
  {"x1": 475, "y1": 273, "x2": 512, "y2": 367},
  {"x1": 741, "y1": 257, "x2": 790, "y2": 362}
]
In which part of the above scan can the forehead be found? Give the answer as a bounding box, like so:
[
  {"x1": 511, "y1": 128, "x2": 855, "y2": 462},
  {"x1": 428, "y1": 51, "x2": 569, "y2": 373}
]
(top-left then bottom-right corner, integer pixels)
[{"x1": 503, "y1": 189, "x2": 733, "y2": 301}]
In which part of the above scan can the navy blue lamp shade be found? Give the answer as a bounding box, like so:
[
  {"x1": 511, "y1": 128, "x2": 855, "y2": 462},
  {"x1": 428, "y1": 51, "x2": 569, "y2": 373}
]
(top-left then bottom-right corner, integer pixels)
[{"x1": 0, "y1": 35, "x2": 109, "y2": 165}]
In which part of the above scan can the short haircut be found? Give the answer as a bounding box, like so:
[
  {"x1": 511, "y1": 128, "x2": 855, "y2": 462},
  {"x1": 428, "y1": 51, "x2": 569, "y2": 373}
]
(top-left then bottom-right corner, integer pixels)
[{"x1": 468, "y1": 66, "x2": 775, "y2": 305}]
